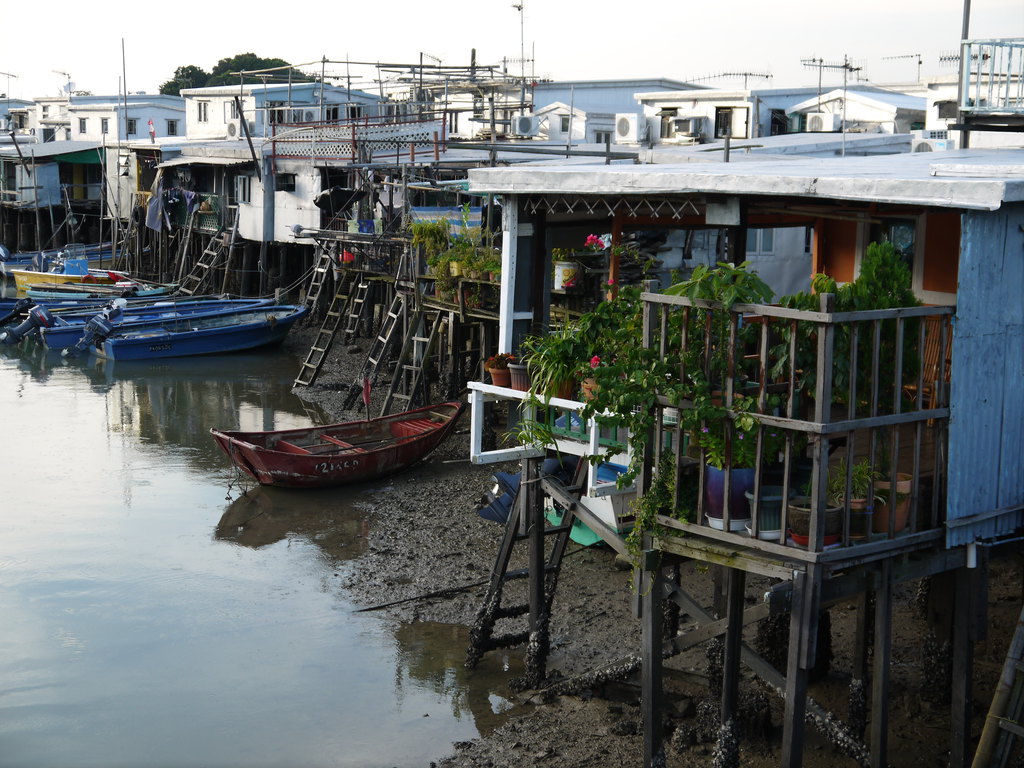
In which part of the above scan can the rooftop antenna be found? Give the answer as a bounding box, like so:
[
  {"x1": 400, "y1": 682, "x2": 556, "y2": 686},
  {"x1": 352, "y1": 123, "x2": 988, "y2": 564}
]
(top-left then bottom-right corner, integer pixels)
[
  {"x1": 690, "y1": 71, "x2": 772, "y2": 89},
  {"x1": 0, "y1": 71, "x2": 17, "y2": 123},
  {"x1": 53, "y1": 70, "x2": 72, "y2": 95},
  {"x1": 800, "y1": 55, "x2": 861, "y2": 156},
  {"x1": 512, "y1": 3, "x2": 525, "y2": 106},
  {"x1": 883, "y1": 53, "x2": 923, "y2": 81}
]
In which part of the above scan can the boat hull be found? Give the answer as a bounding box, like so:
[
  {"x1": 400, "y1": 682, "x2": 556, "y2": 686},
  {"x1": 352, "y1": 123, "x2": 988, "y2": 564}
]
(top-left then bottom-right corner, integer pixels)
[
  {"x1": 94, "y1": 305, "x2": 308, "y2": 360},
  {"x1": 39, "y1": 299, "x2": 275, "y2": 349},
  {"x1": 210, "y1": 401, "x2": 466, "y2": 488}
]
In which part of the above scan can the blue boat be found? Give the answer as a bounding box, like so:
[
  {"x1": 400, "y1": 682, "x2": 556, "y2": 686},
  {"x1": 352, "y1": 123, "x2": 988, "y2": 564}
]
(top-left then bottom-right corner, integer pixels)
[
  {"x1": 39, "y1": 298, "x2": 276, "y2": 350},
  {"x1": 0, "y1": 242, "x2": 117, "y2": 276},
  {"x1": 90, "y1": 305, "x2": 308, "y2": 361}
]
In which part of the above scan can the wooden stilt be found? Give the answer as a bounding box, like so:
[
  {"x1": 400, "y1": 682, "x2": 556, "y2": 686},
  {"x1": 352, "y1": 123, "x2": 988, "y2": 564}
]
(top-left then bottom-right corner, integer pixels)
[
  {"x1": 524, "y1": 457, "x2": 546, "y2": 688},
  {"x1": 641, "y1": 547, "x2": 665, "y2": 768},
  {"x1": 952, "y1": 552, "x2": 987, "y2": 768},
  {"x1": 870, "y1": 559, "x2": 893, "y2": 768},
  {"x1": 849, "y1": 589, "x2": 872, "y2": 738},
  {"x1": 722, "y1": 566, "x2": 747, "y2": 724},
  {"x1": 781, "y1": 567, "x2": 821, "y2": 768}
]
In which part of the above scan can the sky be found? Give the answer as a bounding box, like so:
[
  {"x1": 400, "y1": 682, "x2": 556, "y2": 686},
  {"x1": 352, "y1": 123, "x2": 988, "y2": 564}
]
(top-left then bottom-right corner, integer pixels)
[{"x1": 2, "y1": 0, "x2": 1021, "y2": 101}]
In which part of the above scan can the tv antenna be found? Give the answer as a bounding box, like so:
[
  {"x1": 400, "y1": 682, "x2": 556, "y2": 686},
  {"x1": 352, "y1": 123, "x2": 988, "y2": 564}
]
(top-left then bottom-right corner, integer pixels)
[
  {"x1": 800, "y1": 56, "x2": 861, "y2": 157},
  {"x1": 883, "y1": 53, "x2": 923, "y2": 81},
  {"x1": 690, "y1": 71, "x2": 772, "y2": 89},
  {"x1": 53, "y1": 70, "x2": 73, "y2": 94}
]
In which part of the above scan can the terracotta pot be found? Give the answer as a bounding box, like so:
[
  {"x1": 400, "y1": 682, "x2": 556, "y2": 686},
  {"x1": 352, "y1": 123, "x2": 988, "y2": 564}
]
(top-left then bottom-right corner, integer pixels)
[
  {"x1": 549, "y1": 379, "x2": 576, "y2": 400},
  {"x1": 487, "y1": 367, "x2": 511, "y2": 387},
  {"x1": 507, "y1": 362, "x2": 530, "y2": 392},
  {"x1": 874, "y1": 473, "x2": 912, "y2": 533},
  {"x1": 449, "y1": 261, "x2": 462, "y2": 277}
]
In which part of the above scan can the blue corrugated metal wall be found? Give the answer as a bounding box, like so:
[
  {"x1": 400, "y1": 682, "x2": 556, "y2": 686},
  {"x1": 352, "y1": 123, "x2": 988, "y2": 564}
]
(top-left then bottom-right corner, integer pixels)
[{"x1": 946, "y1": 203, "x2": 1024, "y2": 547}]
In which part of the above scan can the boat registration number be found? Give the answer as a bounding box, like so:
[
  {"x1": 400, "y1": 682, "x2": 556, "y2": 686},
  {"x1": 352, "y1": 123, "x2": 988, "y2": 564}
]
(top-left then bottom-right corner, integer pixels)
[
  {"x1": 149, "y1": 343, "x2": 173, "y2": 352},
  {"x1": 315, "y1": 459, "x2": 360, "y2": 474}
]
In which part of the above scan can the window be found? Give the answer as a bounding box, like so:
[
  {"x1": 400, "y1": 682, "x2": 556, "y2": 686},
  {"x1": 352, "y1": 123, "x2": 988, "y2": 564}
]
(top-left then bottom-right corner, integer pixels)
[
  {"x1": 197, "y1": 101, "x2": 209, "y2": 123},
  {"x1": 714, "y1": 107, "x2": 733, "y2": 139},
  {"x1": 126, "y1": 118, "x2": 137, "y2": 136},
  {"x1": 101, "y1": 118, "x2": 109, "y2": 134},
  {"x1": 275, "y1": 173, "x2": 296, "y2": 192},
  {"x1": 236, "y1": 175, "x2": 252, "y2": 203},
  {"x1": 41, "y1": 105, "x2": 49, "y2": 117},
  {"x1": 346, "y1": 105, "x2": 362, "y2": 119},
  {"x1": 594, "y1": 131, "x2": 612, "y2": 146},
  {"x1": 64, "y1": 128, "x2": 71, "y2": 140},
  {"x1": 559, "y1": 115, "x2": 570, "y2": 133},
  {"x1": 745, "y1": 228, "x2": 776, "y2": 256},
  {"x1": 166, "y1": 119, "x2": 178, "y2": 136},
  {"x1": 78, "y1": 118, "x2": 87, "y2": 133},
  {"x1": 324, "y1": 106, "x2": 339, "y2": 121},
  {"x1": 769, "y1": 109, "x2": 789, "y2": 136},
  {"x1": 228, "y1": 100, "x2": 239, "y2": 119}
]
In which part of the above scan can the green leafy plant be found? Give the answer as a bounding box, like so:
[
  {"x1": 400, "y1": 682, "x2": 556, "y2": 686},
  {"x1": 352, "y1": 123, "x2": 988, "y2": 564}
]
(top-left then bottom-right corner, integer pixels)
[
  {"x1": 697, "y1": 396, "x2": 785, "y2": 470},
  {"x1": 826, "y1": 457, "x2": 880, "y2": 504}
]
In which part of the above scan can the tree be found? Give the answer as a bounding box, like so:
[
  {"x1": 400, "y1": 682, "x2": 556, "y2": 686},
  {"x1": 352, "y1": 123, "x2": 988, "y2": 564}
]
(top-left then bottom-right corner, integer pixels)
[
  {"x1": 159, "y1": 65, "x2": 210, "y2": 96},
  {"x1": 206, "y1": 53, "x2": 314, "y2": 87}
]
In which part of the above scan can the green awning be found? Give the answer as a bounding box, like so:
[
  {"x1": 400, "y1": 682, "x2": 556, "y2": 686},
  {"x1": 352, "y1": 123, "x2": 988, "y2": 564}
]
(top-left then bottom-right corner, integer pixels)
[{"x1": 56, "y1": 149, "x2": 104, "y2": 165}]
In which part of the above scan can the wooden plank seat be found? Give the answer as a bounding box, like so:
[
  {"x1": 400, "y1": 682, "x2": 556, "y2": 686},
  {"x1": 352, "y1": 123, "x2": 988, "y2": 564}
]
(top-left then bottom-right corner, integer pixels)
[
  {"x1": 274, "y1": 440, "x2": 312, "y2": 454},
  {"x1": 320, "y1": 434, "x2": 368, "y2": 453},
  {"x1": 390, "y1": 418, "x2": 436, "y2": 438}
]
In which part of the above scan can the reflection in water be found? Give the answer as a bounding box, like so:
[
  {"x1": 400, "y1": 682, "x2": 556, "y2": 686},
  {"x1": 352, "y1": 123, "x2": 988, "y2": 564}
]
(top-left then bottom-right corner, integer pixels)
[
  {"x1": 0, "y1": 333, "x2": 508, "y2": 767},
  {"x1": 216, "y1": 485, "x2": 370, "y2": 558},
  {"x1": 393, "y1": 621, "x2": 520, "y2": 737}
]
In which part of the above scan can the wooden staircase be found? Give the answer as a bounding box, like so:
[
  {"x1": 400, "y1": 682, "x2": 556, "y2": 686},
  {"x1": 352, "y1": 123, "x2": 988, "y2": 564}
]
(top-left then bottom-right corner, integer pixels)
[{"x1": 972, "y1": 601, "x2": 1024, "y2": 767}]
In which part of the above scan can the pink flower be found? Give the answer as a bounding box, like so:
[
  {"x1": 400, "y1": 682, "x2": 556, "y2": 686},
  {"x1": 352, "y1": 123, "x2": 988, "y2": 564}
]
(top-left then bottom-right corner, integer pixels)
[
  {"x1": 590, "y1": 355, "x2": 601, "y2": 369},
  {"x1": 606, "y1": 279, "x2": 616, "y2": 286}
]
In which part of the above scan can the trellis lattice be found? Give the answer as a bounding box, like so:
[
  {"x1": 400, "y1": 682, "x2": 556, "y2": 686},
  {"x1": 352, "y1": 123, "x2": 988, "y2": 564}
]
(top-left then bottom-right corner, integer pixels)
[
  {"x1": 271, "y1": 119, "x2": 445, "y2": 160},
  {"x1": 523, "y1": 195, "x2": 701, "y2": 221}
]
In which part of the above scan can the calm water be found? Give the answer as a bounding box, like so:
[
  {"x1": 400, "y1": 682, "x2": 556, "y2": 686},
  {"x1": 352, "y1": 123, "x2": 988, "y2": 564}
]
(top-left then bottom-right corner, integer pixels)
[{"x1": 0, "y1": 312, "x2": 513, "y2": 767}]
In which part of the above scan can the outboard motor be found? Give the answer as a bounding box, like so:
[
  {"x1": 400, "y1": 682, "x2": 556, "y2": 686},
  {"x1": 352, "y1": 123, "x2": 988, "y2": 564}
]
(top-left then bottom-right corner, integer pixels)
[
  {"x1": 63, "y1": 299, "x2": 127, "y2": 358},
  {"x1": 0, "y1": 305, "x2": 56, "y2": 344},
  {"x1": 0, "y1": 297, "x2": 33, "y2": 328}
]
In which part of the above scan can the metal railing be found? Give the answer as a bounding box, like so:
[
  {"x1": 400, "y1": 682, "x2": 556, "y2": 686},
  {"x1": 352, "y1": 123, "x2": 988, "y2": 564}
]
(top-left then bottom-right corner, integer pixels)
[{"x1": 960, "y1": 39, "x2": 1024, "y2": 114}]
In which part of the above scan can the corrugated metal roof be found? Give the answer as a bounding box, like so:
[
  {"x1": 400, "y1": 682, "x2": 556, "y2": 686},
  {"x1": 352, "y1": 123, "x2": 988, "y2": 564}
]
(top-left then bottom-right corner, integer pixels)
[
  {"x1": 0, "y1": 141, "x2": 102, "y2": 161},
  {"x1": 156, "y1": 155, "x2": 253, "y2": 168},
  {"x1": 468, "y1": 148, "x2": 1024, "y2": 211}
]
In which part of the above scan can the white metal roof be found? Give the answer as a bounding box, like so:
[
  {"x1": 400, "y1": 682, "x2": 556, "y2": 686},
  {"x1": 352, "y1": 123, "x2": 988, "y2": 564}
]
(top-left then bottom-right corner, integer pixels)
[{"x1": 467, "y1": 148, "x2": 1024, "y2": 211}]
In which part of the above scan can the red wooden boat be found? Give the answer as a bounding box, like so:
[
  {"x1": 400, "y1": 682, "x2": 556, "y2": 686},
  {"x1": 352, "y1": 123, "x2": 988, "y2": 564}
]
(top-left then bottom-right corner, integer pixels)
[{"x1": 210, "y1": 401, "x2": 465, "y2": 488}]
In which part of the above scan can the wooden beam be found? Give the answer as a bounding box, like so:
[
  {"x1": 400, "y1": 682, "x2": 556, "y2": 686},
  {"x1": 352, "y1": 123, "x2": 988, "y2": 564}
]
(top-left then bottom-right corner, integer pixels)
[
  {"x1": 641, "y1": 553, "x2": 665, "y2": 768},
  {"x1": 870, "y1": 559, "x2": 893, "y2": 767}
]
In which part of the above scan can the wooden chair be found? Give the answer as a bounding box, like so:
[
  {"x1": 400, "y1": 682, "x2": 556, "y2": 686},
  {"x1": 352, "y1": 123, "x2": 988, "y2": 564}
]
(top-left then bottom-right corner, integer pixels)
[{"x1": 904, "y1": 316, "x2": 953, "y2": 417}]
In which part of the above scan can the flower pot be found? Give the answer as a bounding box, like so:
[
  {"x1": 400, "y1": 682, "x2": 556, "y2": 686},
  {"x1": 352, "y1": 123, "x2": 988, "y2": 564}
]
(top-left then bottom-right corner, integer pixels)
[
  {"x1": 507, "y1": 362, "x2": 531, "y2": 392},
  {"x1": 549, "y1": 379, "x2": 576, "y2": 400},
  {"x1": 744, "y1": 485, "x2": 791, "y2": 539},
  {"x1": 580, "y1": 376, "x2": 600, "y2": 402},
  {"x1": 449, "y1": 261, "x2": 462, "y2": 277},
  {"x1": 874, "y1": 473, "x2": 912, "y2": 533},
  {"x1": 787, "y1": 497, "x2": 843, "y2": 545},
  {"x1": 553, "y1": 261, "x2": 579, "y2": 291},
  {"x1": 487, "y1": 367, "x2": 511, "y2": 387},
  {"x1": 704, "y1": 465, "x2": 755, "y2": 531},
  {"x1": 849, "y1": 498, "x2": 872, "y2": 540}
]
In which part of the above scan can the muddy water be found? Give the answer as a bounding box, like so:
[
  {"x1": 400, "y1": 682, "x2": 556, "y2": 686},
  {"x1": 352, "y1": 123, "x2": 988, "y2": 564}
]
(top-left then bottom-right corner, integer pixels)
[{"x1": 0, "y1": 333, "x2": 512, "y2": 767}]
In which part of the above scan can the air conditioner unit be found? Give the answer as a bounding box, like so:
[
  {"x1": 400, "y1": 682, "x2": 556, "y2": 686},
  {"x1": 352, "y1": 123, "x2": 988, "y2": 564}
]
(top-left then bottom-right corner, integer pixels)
[
  {"x1": 806, "y1": 112, "x2": 839, "y2": 132},
  {"x1": 614, "y1": 113, "x2": 647, "y2": 143},
  {"x1": 672, "y1": 116, "x2": 703, "y2": 141},
  {"x1": 915, "y1": 129, "x2": 950, "y2": 141},
  {"x1": 513, "y1": 114, "x2": 539, "y2": 137},
  {"x1": 226, "y1": 122, "x2": 237, "y2": 137},
  {"x1": 303, "y1": 110, "x2": 316, "y2": 122},
  {"x1": 912, "y1": 137, "x2": 958, "y2": 152}
]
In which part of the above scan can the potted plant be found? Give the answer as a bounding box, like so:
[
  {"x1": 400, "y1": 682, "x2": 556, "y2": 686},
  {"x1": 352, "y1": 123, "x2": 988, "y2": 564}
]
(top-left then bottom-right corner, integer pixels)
[
  {"x1": 826, "y1": 457, "x2": 879, "y2": 540},
  {"x1": 484, "y1": 352, "x2": 515, "y2": 387},
  {"x1": 874, "y1": 469, "x2": 912, "y2": 534},
  {"x1": 521, "y1": 323, "x2": 586, "y2": 401}
]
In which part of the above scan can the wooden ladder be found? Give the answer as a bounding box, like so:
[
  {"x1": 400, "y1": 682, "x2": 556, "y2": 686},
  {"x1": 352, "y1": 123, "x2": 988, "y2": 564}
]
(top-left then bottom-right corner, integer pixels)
[
  {"x1": 342, "y1": 291, "x2": 405, "y2": 409},
  {"x1": 304, "y1": 245, "x2": 335, "y2": 311},
  {"x1": 380, "y1": 307, "x2": 443, "y2": 416},
  {"x1": 293, "y1": 270, "x2": 362, "y2": 387},
  {"x1": 177, "y1": 227, "x2": 228, "y2": 296},
  {"x1": 972, "y1": 601, "x2": 1024, "y2": 767},
  {"x1": 341, "y1": 277, "x2": 373, "y2": 344},
  {"x1": 465, "y1": 458, "x2": 587, "y2": 675}
]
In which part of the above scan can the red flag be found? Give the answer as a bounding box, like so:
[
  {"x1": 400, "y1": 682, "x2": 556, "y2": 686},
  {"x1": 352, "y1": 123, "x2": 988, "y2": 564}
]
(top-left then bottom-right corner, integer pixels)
[{"x1": 361, "y1": 376, "x2": 371, "y2": 407}]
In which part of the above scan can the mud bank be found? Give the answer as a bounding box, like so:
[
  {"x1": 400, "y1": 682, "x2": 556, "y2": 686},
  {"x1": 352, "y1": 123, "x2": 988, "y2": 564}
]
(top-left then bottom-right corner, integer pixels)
[{"x1": 283, "y1": 326, "x2": 1021, "y2": 768}]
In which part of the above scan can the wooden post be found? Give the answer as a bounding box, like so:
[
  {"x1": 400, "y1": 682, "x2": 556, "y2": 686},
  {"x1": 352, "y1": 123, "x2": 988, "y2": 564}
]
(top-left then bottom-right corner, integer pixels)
[
  {"x1": 781, "y1": 566, "x2": 821, "y2": 768},
  {"x1": 870, "y1": 559, "x2": 893, "y2": 767},
  {"x1": 641, "y1": 548, "x2": 665, "y2": 768},
  {"x1": 951, "y1": 551, "x2": 987, "y2": 768},
  {"x1": 849, "y1": 588, "x2": 872, "y2": 737},
  {"x1": 524, "y1": 456, "x2": 547, "y2": 688},
  {"x1": 722, "y1": 566, "x2": 747, "y2": 724}
]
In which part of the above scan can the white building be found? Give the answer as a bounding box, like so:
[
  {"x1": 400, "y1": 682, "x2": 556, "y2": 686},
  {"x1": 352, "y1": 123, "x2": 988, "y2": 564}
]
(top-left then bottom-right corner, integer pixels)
[{"x1": 179, "y1": 82, "x2": 386, "y2": 142}]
